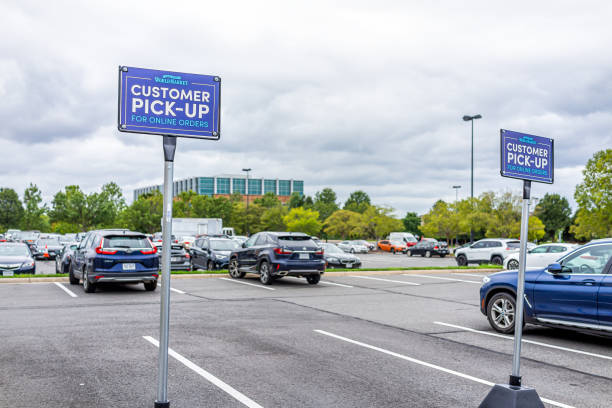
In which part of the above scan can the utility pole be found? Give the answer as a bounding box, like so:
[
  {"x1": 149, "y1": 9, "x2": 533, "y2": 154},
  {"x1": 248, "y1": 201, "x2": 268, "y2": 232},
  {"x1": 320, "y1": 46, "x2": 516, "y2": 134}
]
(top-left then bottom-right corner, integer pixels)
[
  {"x1": 242, "y1": 168, "x2": 251, "y2": 235},
  {"x1": 462, "y1": 114, "x2": 482, "y2": 243}
]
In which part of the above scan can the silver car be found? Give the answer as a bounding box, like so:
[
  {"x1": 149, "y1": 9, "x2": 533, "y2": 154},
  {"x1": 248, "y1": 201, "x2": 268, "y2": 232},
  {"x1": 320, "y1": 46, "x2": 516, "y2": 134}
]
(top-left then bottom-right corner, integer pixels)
[{"x1": 337, "y1": 241, "x2": 369, "y2": 254}]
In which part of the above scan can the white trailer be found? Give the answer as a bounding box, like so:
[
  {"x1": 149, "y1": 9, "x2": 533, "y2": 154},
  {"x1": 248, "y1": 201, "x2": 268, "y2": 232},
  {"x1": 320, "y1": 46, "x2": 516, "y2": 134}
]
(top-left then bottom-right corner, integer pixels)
[{"x1": 171, "y1": 218, "x2": 223, "y2": 237}]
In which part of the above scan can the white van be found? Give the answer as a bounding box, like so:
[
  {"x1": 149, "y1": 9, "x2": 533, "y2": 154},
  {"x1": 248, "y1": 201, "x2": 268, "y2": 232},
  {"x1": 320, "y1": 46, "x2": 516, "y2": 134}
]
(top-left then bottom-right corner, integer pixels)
[{"x1": 388, "y1": 232, "x2": 418, "y2": 246}]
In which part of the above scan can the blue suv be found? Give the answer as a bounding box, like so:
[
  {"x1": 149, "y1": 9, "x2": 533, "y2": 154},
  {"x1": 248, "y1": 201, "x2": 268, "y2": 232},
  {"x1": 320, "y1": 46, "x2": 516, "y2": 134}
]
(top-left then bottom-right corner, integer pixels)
[
  {"x1": 70, "y1": 230, "x2": 160, "y2": 293},
  {"x1": 228, "y1": 232, "x2": 325, "y2": 285},
  {"x1": 480, "y1": 239, "x2": 612, "y2": 335}
]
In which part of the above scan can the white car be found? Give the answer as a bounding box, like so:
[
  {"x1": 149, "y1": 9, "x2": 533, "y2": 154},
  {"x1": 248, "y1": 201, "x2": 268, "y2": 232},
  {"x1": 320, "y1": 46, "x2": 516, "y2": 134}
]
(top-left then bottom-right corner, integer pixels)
[
  {"x1": 337, "y1": 241, "x2": 369, "y2": 254},
  {"x1": 503, "y1": 243, "x2": 577, "y2": 270},
  {"x1": 455, "y1": 238, "x2": 521, "y2": 266}
]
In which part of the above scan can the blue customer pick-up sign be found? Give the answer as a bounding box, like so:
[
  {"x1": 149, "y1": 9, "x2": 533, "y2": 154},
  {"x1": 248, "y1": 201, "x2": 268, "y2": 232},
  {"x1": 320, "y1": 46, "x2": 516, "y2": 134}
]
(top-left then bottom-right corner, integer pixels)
[
  {"x1": 500, "y1": 129, "x2": 554, "y2": 183},
  {"x1": 118, "y1": 66, "x2": 221, "y2": 139}
]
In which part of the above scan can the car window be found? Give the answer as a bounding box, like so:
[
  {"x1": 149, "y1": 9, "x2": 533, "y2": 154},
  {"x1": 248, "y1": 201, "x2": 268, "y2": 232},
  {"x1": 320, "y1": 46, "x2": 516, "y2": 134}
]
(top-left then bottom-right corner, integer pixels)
[
  {"x1": 255, "y1": 234, "x2": 268, "y2": 246},
  {"x1": 471, "y1": 241, "x2": 486, "y2": 249},
  {"x1": 81, "y1": 233, "x2": 93, "y2": 249},
  {"x1": 530, "y1": 246, "x2": 549, "y2": 254},
  {"x1": 561, "y1": 244, "x2": 612, "y2": 275},
  {"x1": 489, "y1": 241, "x2": 502, "y2": 248},
  {"x1": 244, "y1": 234, "x2": 258, "y2": 248},
  {"x1": 103, "y1": 236, "x2": 151, "y2": 249},
  {"x1": 549, "y1": 246, "x2": 568, "y2": 253}
]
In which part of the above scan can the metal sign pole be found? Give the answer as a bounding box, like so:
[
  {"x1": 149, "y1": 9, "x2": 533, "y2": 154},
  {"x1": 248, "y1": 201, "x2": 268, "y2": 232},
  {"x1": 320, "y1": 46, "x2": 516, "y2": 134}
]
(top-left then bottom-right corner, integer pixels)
[
  {"x1": 510, "y1": 179, "x2": 530, "y2": 386},
  {"x1": 155, "y1": 135, "x2": 176, "y2": 408}
]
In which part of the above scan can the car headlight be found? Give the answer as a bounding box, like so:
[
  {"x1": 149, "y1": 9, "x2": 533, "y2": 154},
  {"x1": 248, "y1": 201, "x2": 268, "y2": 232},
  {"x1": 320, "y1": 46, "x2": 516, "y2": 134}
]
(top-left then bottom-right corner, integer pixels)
[
  {"x1": 215, "y1": 254, "x2": 227, "y2": 260},
  {"x1": 328, "y1": 257, "x2": 339, "y2": 262},
  {"x1": 22, "y1": 261, "x2": 35, "y2": 268},
  {"x1": 482, "y1": 276, "x2": 491, "y2": 284}
]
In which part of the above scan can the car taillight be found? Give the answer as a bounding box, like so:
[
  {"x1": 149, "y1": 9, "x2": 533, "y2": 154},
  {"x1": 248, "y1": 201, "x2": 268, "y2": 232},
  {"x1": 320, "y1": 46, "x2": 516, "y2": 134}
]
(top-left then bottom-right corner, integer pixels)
[
  {"x1": 273, "y1": 248, "x2": 293, "y2": 255},
  {"x1": 185, "y1": 253, "x2": 190, "y2": 259},
  {"x1": 95, "y1": 238, "x2": 118, "y2": 255},
  {"x1": 141, "y1": 247, "x2": 157, "y2": 255},
  {"x1": 434, "y1": 246, "x2": 439, "y2": 250},
  {"x1": 315, "y1": 249, "x2": 324, "y2": 255}
]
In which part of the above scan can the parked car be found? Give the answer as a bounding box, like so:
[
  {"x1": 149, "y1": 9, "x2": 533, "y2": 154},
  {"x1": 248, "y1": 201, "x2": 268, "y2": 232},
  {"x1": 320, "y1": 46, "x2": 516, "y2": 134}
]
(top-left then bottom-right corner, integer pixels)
[
  {"x1": 32, "y1": 237, "x2": 64, "y2": 260},
  {"x1": 156, "y1": 244, "x2": 191, "y2": 271},
  {"x1": 388, "y1": 232, "x2": 418, "y2": 247},
  {"x1": 353, "y1": 240, "x2": 375, "y2": 251},
  {"x1": 455, "y1": 238, "x2": 521, "y2": 266},
  {"x1": 59, "y1": 234, "x2": 77, "y2": 245},
  {"x1": 5, "y1": 229, "x2": 21, "y2": 241},
  {"x1": 55, "y1": 243, "x2": 78, "y2": 274},
  {"x1": 0, "y1": 242, "x2": 35, "y2": 275},
  {"x1": 503, "y1": 243, "x2": 578, "y2": 270},
  {"x1": 228, "y1": 232, "x2": 325, "y2": 285},
  {"x1": 453, "y1": 242, "x2": 472, "y2": 255},
  {"x1": 377, "y1": 240, "x2": 408, "y2": 254},
  {"x1": 191, "y1": 237, "x2": 240, "y2": 270},
  {"x1": 179, "y1": 235, "x2": 196, "y2": 248},
  {"x1": 407, "y1": 240, "x2": 449, "y2": 258},
  {"x1": 321, "y1": 243, "x2": 361, "y2": 268},
  {"x1": 337, "y1": 241, "x2": 368, "y2": 254},
  {"x1": 70, "y1": 230, "x2": 159, "y2": 293},
  {"x1": 17, "y1": 231, "x2": 40, "y2": 245},
  {"x1": 480, "y1": 239, "x2": 612, "y2": 335},
  {"x1": 231, "y1": 235, "x2": 248, "y2": 245}
]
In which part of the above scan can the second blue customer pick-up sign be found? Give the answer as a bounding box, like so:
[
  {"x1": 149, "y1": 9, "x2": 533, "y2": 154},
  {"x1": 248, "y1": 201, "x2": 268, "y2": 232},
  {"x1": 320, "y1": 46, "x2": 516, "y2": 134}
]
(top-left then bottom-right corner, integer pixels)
[
  {"x1": 118, "y1": 66, "x2": 221, "y2": 139},
  {"x1": 500, "y1": 129, "x2": 554, "y2": 184}
]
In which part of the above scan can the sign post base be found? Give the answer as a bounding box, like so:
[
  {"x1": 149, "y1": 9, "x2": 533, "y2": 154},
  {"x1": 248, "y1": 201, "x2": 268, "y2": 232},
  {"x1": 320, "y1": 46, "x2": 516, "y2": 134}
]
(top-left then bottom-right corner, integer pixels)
[
  {"x1": 154, "y1": 401, "x2": 170, "y2": 408},
  {"x1": 479, "y1": 384, "x2": 545, "y2": 408}
]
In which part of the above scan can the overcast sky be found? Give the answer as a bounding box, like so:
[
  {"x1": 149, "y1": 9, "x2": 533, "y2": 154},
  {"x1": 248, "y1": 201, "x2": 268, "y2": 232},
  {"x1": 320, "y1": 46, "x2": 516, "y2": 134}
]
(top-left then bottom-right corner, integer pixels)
[{"x1": 2, "y1": 1, "x2": 611, "y2": 216}]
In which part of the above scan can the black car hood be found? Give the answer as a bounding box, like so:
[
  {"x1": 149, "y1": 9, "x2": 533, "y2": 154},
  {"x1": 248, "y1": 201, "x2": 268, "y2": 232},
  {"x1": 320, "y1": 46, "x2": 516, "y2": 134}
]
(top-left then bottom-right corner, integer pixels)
[
  {"x1": 0, "y1": 255, "x2": 30, "y2": 264},
  {"x1": 326, "y1": 253, "x2": 358, "y2": 261}
]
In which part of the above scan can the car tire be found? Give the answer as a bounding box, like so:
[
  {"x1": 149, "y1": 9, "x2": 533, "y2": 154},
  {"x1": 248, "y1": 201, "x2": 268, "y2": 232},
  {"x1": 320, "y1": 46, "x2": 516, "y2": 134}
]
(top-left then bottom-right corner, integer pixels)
[
  {"x1": 507, "y1": 259, "x2": 519, "y2": 270},
  {"x1": 55, "y1": 258, "x2": 60, "y2": 274},
  {"x1": 259, "y1": 261, "x2": 273, "y2": 285},
  {"x1": 306, "y1": 273, "x2": 320, "y2": 285},
  {"x1": 425, "y1": 251, "x2": 432, "y2": 258},
  {"x1": 487, "y1": 292, "x2": 522, "y2": 334},
  {"x1": 190, "y1": 260, "x2": 197, "y2": 271},
  {"x1": 391, "y1": 248, "x2": 396, "y2": 254},
  {"x1": 144, "y1": 281, "x2": 157, "y2": 291},
  {"x1": 83, "y1": 268, "x2": 96, "y2": 293},
  {"x1": 68, "y1": 263, "x2": 79, "y2": 285},
  {"x1": 439, "y1": 254, "x2": 446, "y2": 258},
  {"x1": 491, "y1": 255, "x2": 503, "y2": 265},
  {"x1": 207, "y1": 261, "x2": 214, "y2": 271},
  {"x1": 407, "y1": 250, "x2": 412, "y2": 257},
  {"x1": 228, "y1": 258, "x2": 245, "y2": 279},
  {"x1": 350, "y1": 248, "x2": 355, "y2": 254},
  {"x1": 456, "y1": 254, "x2": 468, "y2": 266}
]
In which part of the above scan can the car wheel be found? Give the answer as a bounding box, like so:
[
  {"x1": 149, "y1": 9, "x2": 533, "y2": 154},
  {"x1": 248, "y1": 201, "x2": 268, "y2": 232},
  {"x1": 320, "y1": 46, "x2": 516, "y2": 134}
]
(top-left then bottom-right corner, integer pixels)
[
  {"x1": 228, "y1": 258, "x2": 245, "y2": 279},
  {"x1": 190, "y1": 260, "x2": 198, "y2": 271},
  {"x1": 55, "y1": 258, "x2": 60, "y2": 274},
  {"x1": 68, "y1": 263, "x2": 79, "y2": 285},
  {"x1": 259, "y1": 261, "x2": 273, "y2": 285},
  {"x1": 507, "y1": 259, "x2": 519, "y2": 270},
  {"x1": 491, "y1": 255, "x2": 503, "y2": 265},
  {"x1": 425, "y1": 251, "x2": 432, "y2": 258},
  {"x1": 407, "y1": 250, "x2": 412, "y2": 257},
  {"x1": 350, "y1": 248, "x2": 355, "y2": 254},
  {"x1": 83, "y1": 268, "x2": 96, "y2": 293},
  {"x1": 439, "y1": 254, "x2": 446, "y2": 258},
  {"x1": 391, "y1": 248, "x2": 396, "y2": 254},
  {"x1": 456, "y1": 254, "x2": 468, "y2": 266},
  {"x1": 306, "y1": 273, "x2": 320, "y2": 285},
  {"x1": 487, "y1": 292, "x2": 519, "y2": 334},
  {"x1": 144, "y1": 281, "x2": 157, "y2": 291},
  {"x1": 207, "y1": 261, "x2": 214, "y2": 271}
]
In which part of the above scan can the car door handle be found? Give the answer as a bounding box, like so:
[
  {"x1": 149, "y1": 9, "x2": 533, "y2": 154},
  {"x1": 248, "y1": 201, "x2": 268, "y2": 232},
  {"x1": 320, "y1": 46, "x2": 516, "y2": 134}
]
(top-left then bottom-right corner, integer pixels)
[{"x1": 581, "y1": 279, "x2": 596, "y2": 286}]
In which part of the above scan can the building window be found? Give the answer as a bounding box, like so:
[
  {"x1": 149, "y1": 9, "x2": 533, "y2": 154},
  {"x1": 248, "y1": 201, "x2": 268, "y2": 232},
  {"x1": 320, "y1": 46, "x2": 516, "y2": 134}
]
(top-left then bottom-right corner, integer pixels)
[
  {"x1": 216, "y1": 178, "x2": 230, "y2": 194},
  {"x1": 278, "y1": 180, "x2": 291, "y2": 196},
  {"x1": 293, "y1": 180, "x2": 304, "y2": 196},
  {"x1": 232, "y1": 178, "x2": 246, "y2": 194},
  {"x1": 199, "y1": 177, "x2": 214, "y2": 196},
  {"x1": 264, "y1": 179, "x2": 276, "y2": 194},
  {"x1": 248, "y1": 178, "x2": 262, "y2": 195}
]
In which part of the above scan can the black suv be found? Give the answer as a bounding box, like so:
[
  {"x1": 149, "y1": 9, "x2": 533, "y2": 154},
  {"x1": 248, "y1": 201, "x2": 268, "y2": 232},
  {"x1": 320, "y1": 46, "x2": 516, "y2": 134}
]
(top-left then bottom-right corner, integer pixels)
[
  {"x1": 190, "y1": 237, "x2": 240, "y2": 271},
  {"x1": 228, "y1": 232, "x2": 325, "y2": 285}
]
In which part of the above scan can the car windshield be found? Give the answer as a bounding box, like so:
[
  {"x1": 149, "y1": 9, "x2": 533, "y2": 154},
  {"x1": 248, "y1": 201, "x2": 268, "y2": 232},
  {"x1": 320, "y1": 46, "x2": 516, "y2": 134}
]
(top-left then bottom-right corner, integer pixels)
[
  {"x1": 390, "y1": 241, "x2": 403, "y2": 246},
  {"x1": 210, "y1": 240, "x2": 240, "y2": 251},
  {"x1": 103, "y1": 236, "x2": 151, "y2": 249},
  {"x1": 278, "y1": 235, "x2": 310, "y2": 241},
  {"x1": 37, "y1": 238, "x2": 60, "y2": 245},
  {"x1": 20, "y1": 233, "x2": 39, "y2": 240},
  {"x1": 323, "y1": 244, "x2": 344, "y2": 254},
  {"x1": 0, "y1": 245, "x2": 30, "y2": 257}
]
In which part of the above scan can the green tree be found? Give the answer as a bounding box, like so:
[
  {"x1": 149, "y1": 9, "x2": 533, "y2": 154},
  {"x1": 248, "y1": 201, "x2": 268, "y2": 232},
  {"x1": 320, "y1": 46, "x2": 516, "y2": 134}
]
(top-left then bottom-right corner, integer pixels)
[
  {"x1": 571, "y1": 149, "x2": 612, "y2": 240},
  {"x1": 534, "y1": 193, "x2": 571, "y2": 241},
  {"x1": 485, "y1": 192, "x2": 521, "y2": 238},
  {"x1": 358, "y1": 205, "x2": 403, "y2": 240},
  {"x1": 323, "y1": 209, "x2": 362, "y2": 239},
  {"x1": 420, "y1": 200, "x2": 459, "y2": 243},
  {"x1": 343, "y1": 190, "x2": 371, "y2": 213},
  {"x1": 253, "y1": 192, "x2": 281, "y2": 208},
  {"x1": 283, "y1": 207, "x2": 322, "y2": 236},
  {"x1": 117, "y1": 191, "x2": 163, "y2": 233},
  {"x1": 0, "y1": 188, "x2": 24, "y2": 230},
  {"x1": 288, "y1": 192, "x2": 305, "y2": 209},
  {"x1": 22, "y1": 183, "x2": 49, "y2": 231},
  {"x1": 260, "y1": 205, "x2": 288, "y2": 231},
  {"x1": 313, "y1": 188, "x2": 339, "y2": 221},
  {"x1": 402, "y1": 212, "x2": 421, "y2": 236}
]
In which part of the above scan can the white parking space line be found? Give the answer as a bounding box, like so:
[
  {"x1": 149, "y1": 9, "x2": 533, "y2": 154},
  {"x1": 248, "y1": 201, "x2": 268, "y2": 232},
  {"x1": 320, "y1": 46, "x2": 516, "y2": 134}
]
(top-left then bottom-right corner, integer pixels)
[
  {"x1": 352, "y1": 276, "x2": 420, "y2": 286},
  {"x1": 451, "y1": 273, "x2": 489, "y2": 278},
  {"x1": 406, "y1": 274, "x2": 481, "y2": 284},
  {"x1": 143, "y1": 336, "x2": 264, "y2": 408},
  {"x1": 53, "y1": 282, "x2": 78, "y2": 298},
  {"x1": 157, "y1": 283, "x2": 186, "y2": 294},
  {"x1": 219, "y1": 277, "x2": 275, "y2": 291},
  {"x1": 434, "y1": 321, "x2": 612, "y2": 361},
  {"x1": 319, "y1": 280, "x2": 354, "y2": 288},
  {"x1": 314, "y1": 329, "x2": 574, "y2": 408}
]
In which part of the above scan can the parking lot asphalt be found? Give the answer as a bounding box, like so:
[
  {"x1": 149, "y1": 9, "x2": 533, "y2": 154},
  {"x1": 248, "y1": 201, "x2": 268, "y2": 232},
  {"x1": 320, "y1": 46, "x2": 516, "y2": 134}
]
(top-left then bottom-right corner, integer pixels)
[{"x1": 2, "y1": 271, "x2": 611, "y2": 407}]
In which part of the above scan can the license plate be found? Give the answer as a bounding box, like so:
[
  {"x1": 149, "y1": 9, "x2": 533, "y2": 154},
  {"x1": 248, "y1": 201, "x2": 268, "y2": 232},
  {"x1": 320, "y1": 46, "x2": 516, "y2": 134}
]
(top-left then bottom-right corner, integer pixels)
[
  {"x1": 171, "y1": 257, "x2": 181, "y2": 262},
  {"x1": 299, "y1": 253, "x2": 309, "y2": 260},
  {"x1": 2, "y1": 271, "x2": 14, "y2": 277},
  {"x1": 345, "y1": 263, "x2": 353, "y2": 268},
  {"x1": 122, "y1": 263, "x2": 136, "y2": 270}
]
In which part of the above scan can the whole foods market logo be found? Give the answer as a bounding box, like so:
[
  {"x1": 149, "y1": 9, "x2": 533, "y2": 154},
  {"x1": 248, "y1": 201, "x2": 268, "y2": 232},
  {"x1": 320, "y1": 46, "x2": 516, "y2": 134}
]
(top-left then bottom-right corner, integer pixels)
[{"x1": 154, "y1": 74, "x2": 188, "y2": 86}]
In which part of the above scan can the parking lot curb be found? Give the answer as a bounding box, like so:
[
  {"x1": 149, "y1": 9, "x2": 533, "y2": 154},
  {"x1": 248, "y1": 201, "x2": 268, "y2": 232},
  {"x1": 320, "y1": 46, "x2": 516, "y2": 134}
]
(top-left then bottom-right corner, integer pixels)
[{"x1": 0, "y1": 269, "x2": 498, "y2": 284}]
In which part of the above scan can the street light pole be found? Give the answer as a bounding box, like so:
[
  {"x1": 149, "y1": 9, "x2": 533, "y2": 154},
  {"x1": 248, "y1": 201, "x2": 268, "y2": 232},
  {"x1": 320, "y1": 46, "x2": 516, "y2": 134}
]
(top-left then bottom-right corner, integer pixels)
[
  {"x1": 452, "y1": 185, "x2": 461, "y2": 202},
  {"x1": 462, "y1": 114, "x2": 482, "y2": 243},
  {"x1": 242, "y1": 168, "x2": 251, "y2": 235}
]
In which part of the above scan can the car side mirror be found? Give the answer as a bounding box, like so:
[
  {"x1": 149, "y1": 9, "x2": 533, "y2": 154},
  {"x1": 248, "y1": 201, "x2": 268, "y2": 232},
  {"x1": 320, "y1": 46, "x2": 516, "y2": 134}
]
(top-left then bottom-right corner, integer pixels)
[
  {"x1": 241, "y1": 243, "x2": 246, "y2": 248},
  {"x1": 548, "y1": 263, "x2": 562, "y2": 274}
]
